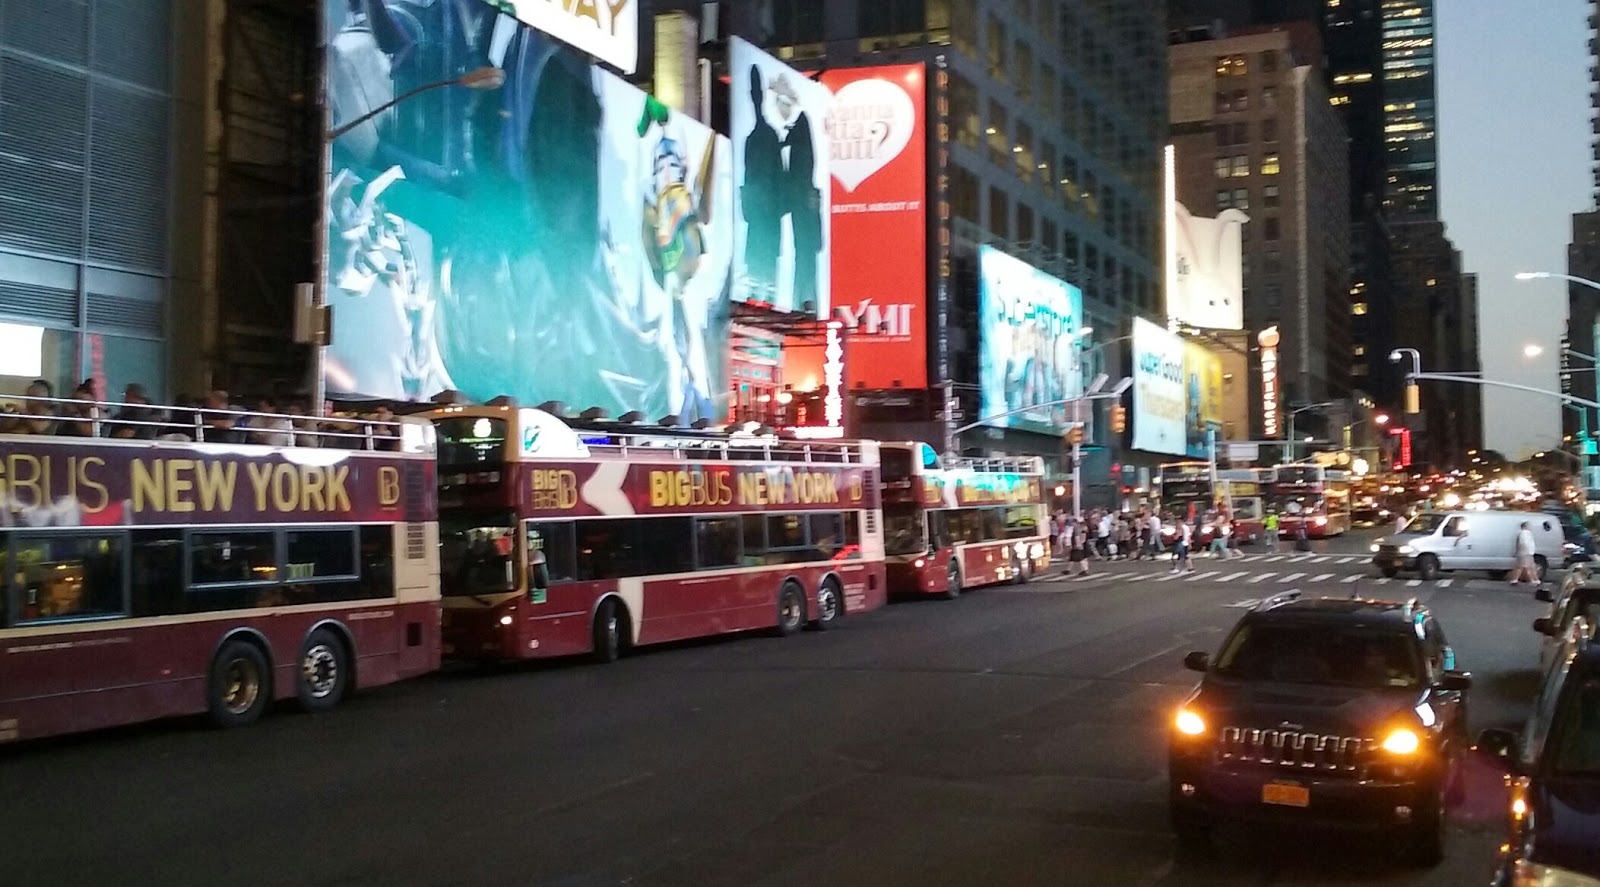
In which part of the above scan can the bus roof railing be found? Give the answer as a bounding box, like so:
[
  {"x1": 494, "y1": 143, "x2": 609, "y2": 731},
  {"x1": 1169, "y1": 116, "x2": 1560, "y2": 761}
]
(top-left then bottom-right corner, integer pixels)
[
  {"x1": 944, "y1": 455, "x2": 1046, "y2": 475},
  {"x1": 580, "y1": 429, "x2": 868, "y2": 465},
  {"x1": 0, "y1": 394, "x2": 428, "y2": 452}
]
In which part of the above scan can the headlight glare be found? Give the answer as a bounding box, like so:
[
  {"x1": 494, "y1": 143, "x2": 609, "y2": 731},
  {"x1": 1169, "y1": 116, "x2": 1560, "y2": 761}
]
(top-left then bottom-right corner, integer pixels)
[
  {"x1": 1399, "y1": 544, "x2": 1415, "y2": 555},
  {"x1": 1175, "y1": 708, "x2": 1206, "y2": 736},
  {"x1": 1381, "y1": 728, "x2": 1420, "y2": 755}
]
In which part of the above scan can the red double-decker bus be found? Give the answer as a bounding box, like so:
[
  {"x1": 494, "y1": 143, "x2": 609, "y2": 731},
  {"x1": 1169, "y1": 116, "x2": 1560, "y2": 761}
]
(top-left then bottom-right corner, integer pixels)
[
  {"x1": 0, "y1": 405, "x2": 441, "y2": 743},
  {"x1": 422, "y1": 406, "x2": 887, "y2": 662},
  {"x1": 1271, "y1": 465, "x2": 1353, "y2": 538},
  {"x1": 879, "y1": 442, "x2": 1050, "y2": 597}
]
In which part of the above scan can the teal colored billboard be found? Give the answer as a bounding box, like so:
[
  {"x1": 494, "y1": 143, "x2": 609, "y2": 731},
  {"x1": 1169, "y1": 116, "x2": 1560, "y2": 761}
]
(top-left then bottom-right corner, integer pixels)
[
  {"x1": 322, "y1": 2, "x2": 732, "y2": 423},
  {"x1": 976, "y1": 246, "x2": 1085, "y2": 435}
]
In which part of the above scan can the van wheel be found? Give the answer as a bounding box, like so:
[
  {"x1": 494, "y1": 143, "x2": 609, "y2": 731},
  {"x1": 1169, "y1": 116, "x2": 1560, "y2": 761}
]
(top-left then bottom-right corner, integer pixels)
[
  {"x1": 776, "y1": 582, "x2": 806, "y2": 636},
  {"x1": 1534, "y1": 556, "x2": 1549, "y2": 581},
  {"x1": 944, "y1": 560, "x2": 962, "y2": 600},
  {"x1": 208, "y1": 640, "x2": 271, "y2": 729},
  {"x1": 1417, "y1": 554, "x2": 1440, "y2": 581},
  {"x1": 296, "y1": 628, "x2": 351, "y2": 713}
]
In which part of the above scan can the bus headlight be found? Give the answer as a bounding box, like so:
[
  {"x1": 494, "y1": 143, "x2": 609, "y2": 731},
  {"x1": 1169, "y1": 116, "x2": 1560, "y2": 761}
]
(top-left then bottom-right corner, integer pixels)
[
  {"x1": 499, "y1": 615, "x2": 514, "y2": 626},
  {"x1": 913, "y1": 558, "x2": 925, "y2": 569}
]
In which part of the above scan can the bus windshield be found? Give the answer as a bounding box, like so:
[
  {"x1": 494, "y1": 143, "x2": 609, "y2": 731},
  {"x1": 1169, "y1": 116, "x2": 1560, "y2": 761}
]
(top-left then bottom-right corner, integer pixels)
[
  {"x1": 433, "y1": 416, "x2": 507, "y2": 472},
  {"x1": 883, "y1": 504, "x2": 928, "y2": 555},
  {"x1": 882, "y1": 447, "x2": 914, "y2": 482},
  {"x1": 440, "y1": 510, "x2": 519, "y2": 596}
]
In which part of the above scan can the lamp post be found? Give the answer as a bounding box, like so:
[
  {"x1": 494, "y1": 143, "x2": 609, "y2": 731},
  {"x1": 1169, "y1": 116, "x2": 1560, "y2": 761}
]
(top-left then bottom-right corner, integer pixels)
[
  {"x1": 1285, "y1": 401, "x2": 1339, "y2": 463},
  {"x1": 311, "y1": 65, "x2": 507, "y2": 411}
]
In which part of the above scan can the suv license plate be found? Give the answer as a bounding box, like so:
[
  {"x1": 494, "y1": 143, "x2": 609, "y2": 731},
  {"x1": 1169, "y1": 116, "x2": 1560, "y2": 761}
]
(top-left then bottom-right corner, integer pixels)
[{"x1": 1262, "y1": 783, "x2": 1310, "y2": 807}]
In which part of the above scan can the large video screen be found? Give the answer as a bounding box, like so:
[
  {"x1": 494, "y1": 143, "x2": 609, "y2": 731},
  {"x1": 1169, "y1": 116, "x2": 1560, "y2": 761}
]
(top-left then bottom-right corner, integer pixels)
[
  {"x1": 976, "y1": 246, "x2": 1085, "y2": 435},
  {"x1": 821, "y1": 64, "x2": 927, "y2": 390},
  {"x1": 1183, "y1": 338, "x2": 1224, "y2": 458},
  {"x1": 321, "y1": 2, "x2": 732, "y2": 424},
  {"x1": 729, "y1": 37, "x2": 830, "y2": 318}
]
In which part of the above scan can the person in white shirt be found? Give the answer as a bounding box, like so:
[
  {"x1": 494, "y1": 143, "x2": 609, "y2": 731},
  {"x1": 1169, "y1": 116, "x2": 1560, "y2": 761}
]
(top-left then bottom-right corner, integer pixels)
[
  {"x1": 1171, "y1": 520, "x2": 1195, "y2": 573},
  {"x1": 1511, "y1": 521, "x2": 1539, "y2": 586}
]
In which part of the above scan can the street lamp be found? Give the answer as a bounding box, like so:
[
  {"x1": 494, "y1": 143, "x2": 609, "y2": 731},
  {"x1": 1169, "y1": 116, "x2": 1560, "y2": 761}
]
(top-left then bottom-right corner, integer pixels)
[
  {"x1": 1286, "y1": 401, "x2": 1338, "y2": 463},
  {"x1": 311, "y1": 66, "x2": 507, "y2": 411}
]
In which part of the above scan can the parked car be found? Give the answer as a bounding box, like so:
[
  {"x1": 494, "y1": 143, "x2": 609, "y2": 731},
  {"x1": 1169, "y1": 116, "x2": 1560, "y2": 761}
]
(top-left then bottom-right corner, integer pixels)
[
  {"x1": 1371, "y1": 510, "x2": 1564, "y2": 581},
  {"x1": 1476, "y1": 623, "x2": 1600, "y2": 885},
  {"x1": 1169, "y1": 592, "x2": 1471, "y2": 864},
  {"x1": 1534, "y1": 570, "x2": 1600, "y2": 675}
]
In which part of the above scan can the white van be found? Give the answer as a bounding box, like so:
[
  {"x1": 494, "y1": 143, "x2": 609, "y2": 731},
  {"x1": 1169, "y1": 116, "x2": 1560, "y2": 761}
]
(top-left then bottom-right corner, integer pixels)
[{"x1": 1370, "y1": 510, "x2": 1564, "y2": 581}]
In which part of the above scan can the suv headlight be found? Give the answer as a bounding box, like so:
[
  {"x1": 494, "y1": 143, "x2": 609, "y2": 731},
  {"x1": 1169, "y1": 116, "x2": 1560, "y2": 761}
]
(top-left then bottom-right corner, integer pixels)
[
  {"x1": 1398, "y1": 544, "x2": 1415, "y2": 555},
  {"x1": 1511, "y1": 861, "x2": 1600, "y2": 887},
  {"x1": 1174, "y1": 708, "x2": 1206, "y2": 736},
  {"x1": 1379, "y1": 728, "x2": 1420, "y2": 755}
]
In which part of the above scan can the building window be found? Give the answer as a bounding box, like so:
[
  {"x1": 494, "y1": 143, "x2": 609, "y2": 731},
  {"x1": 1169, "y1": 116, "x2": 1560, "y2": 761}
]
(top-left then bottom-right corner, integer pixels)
[
  {"x1": 1261, "y1": 118, "x2": 1277, "y2": 142},
  {"x1": 1263, "y1": 249, "x2": 1281, "y2": 274},
  {"x1": 950, "y1": 0, "x2": 977, "y2": 55},
  {"x1": 771, "y1": 0, "x2": 826, "y2": 55},
  {"x1": 1233, "y1": 89, "x2": 1249, "y2": 111},
  {"x1": 1262, "y1": 216, "x2": 1280, "y2": 240},
  {"x1": 1214, "y1": 157, "x2": 1232, "y2": 179},
  {"x1": 986, "y1": 14, "x2": 1006, "y2": 82},
  {"x1": 1233, "y1": 188, "x2": 1249, "y2": 210},
  {"x1": 1232, "y1": 155, "x2": 1250, "y2": 177},
  {"x1": 1017, "y1": 203, "x2": 1035, "y2": 244},
  {"x1": 1015, "y1": 40, "x2": 1033, "y2": 101},
  {"x1": 986, "y1": 99, "x2": 1009, "y2": 165},
  {"x1": 1216, "y1": 189, "x2": 1233, "y2": 209},
  {"x1": 1261, "y1": 50, "x2": 1277, "y2": 73},
  {"x1": 1037, "y1": 145, "x2": 1054, "y2": 193},
  {"x1": 1263, "y1": 184, "x2": 1280, "y2": 207},
  {"x1": 1354, "y1": 345, "x2": 1366, "y2": 357},
  {"x1": 952, "y1": 165, "x2": 980, "y2": 223},
  {"x1": 1216, "y1": 54, "x2": 1248, "y2": 77},
  {"x1": 1260, "y1": 154, "x2": 1281, "y2": 176},
  {"x1": 1352, "y1": 301, "x2": 1369, "y2": 316},
  {"x1": 1262, "y1": 283, "x2": 1282, "y2": 306},
  {"x1": 988, "y1": 187, "x2": 1009, "y2": 239},
  {"x1": 1060, "y1": 155, "x2": 1080, "y2": 209},
  {"x1": 1262, "y1": 86, "x2": 1277, "y2": 111},
  {"x1": 1014, "y1": 122, "x2": 1034, "y2": 180}
]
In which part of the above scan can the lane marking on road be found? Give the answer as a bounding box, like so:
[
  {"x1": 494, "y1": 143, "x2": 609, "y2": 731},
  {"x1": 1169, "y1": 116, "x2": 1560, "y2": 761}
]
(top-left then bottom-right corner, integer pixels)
[
  {"x1": 1279, "y1": 572, "x2": 1305, "y2": 583},
  {"x1": 1247, "y1": 572, "x2": 1277, "y2": 584},
  {"x1": 1186, "y1": 571, "x2": 1219, "y2": 582},
  {"x1": 1218, "y1": 571, "x2": 1249, "y2": 582},
  {"x1": 1291, "y1": 554, "x2": 1317, "y2": 563},
  {"x1": 1406, "y1": 579, "x2": 1423, "y2": 587},
  {"x1": 1125, "y1": 573, "x2": 1150, "y2": 582},
  {"x1": 1341, "y1": 574, "x2": 1362, "y2": 583},
  {"x1": 1310, "y1": 573, "x2": 1334, "y2": 583},
  {"x1": 1312, "y1": 556, "x2": 1332, "y2": 563},
  {"x1": 1242, "y1": 555, "x2": 1265, "y2": 562},
  {"x1": 1153, "y1": 572, "x2": 1184, "y2": 582},
  {"x1": 1338, "y1": 556, "x2": 1363, "y2": 564},
  {"x1": 1436, "y1": 579, "x2": 1453, "y2": 588},
  {"x1": 1374, "y1": 577, "x2": 1390, "y2": 585},
  {"x1": 1265, "y1": 556, "x2": 1287, "y2": 563}
]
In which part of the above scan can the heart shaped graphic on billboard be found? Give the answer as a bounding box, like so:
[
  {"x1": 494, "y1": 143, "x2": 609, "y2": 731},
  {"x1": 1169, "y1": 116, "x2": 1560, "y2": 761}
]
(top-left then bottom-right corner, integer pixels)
[{"x1": 827, "y1": 77, "x2": 915, "y2": 192}]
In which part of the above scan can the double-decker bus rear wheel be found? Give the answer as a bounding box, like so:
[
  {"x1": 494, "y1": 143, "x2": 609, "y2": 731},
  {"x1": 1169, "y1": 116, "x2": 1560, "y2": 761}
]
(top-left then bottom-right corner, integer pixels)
[
  {"x1": 208, "y1": 639, "x2": 271, "y2": 729},
  {"x1": 812, "y1": 578, "x2": 844, "y2": 631},
  {"x1": 592, "y1": 599, "x2": 628, "y2": 663},
  {"x1": 776, "y1": 582, "x2": 806, "y2": 636},
  {"x1": 296, "y1": 627, "x2": 352, "y2": 713}
]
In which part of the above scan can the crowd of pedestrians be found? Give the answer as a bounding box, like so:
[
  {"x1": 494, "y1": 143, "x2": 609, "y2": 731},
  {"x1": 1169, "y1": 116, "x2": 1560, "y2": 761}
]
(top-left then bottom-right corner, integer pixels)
[
  {"x1": 1050, "y1": 505, "x2": 1255, "y2": 577},
  {"x1": 1, "y1": 379, "x2": 401, "y2": 449}
]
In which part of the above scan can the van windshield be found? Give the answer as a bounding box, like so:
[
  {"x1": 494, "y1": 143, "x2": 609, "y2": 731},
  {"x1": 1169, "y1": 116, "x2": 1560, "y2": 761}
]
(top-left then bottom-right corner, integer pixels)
[{"x1": 1400, "y1": 513, "x2": 1449, "y2": 535}]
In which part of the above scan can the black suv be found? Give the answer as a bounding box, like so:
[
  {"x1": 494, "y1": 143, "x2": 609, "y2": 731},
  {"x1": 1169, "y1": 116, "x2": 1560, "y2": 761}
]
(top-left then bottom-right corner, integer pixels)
[
  {"x1": 1169, "y1": 593, "x2": 1473, "y2": 864},
  {"x1": 1477, "y1": 623, "x2": 1600, "y2": 884}
]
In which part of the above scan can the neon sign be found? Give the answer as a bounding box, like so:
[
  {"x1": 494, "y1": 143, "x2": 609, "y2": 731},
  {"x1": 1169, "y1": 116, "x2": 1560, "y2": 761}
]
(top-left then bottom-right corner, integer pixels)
[
  {"x1": 824, "y1": 321, "x2": 844, "y2": 429},
  {"x1": 1259, "y1": 326, "x2": 1280, "y2": 437}
]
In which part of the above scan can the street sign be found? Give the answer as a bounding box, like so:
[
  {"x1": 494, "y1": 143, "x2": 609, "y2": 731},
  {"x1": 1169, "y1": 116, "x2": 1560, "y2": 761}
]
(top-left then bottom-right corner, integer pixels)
[{"x1": 1226, "y1": 443, "x2": 1260, "y2": 462}]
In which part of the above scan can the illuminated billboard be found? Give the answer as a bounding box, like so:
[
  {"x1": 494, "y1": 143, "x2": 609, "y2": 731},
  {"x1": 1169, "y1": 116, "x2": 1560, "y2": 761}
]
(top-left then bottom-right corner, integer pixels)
[
  {"x1": 977, "y1": 246, "x2": 1085, "y2": 435},
  {"x1": 821, "y1": 64, "x2": 927, "y2": 390},
  {"x1": 1183, "y1": 338, "x2": 1224, "y2": 458},
  {"x1": 322, "y1": 3, "x2": 731, "y2": 423},
  {"x1": 1168, "y1": 202, "x2": 1248, "y2": 331},
  {"x1": 1133, "y1": 318, "x2": 1186, "y2": 456},
  {"x1": 729, "y1": 37, "x2": 830, "y2": 317},
  {"x1": 483, "y1": 0, "x2": 639, "y2": 75}
]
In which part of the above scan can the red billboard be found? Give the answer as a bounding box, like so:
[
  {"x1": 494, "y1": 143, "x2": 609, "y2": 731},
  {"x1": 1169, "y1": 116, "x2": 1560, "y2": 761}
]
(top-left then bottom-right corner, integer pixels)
[
  {"x1": 0, "y1": 439, "x2": 435, "y2": 527},
  {"x1": 821, "y1": 64, "x2": 927, "y2": 390}
]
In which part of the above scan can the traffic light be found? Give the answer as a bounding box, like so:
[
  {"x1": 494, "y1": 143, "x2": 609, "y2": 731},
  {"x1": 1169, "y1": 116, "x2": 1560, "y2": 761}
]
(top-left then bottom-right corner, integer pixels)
[
  {"x1": 1109, "y1": 404, "x2": 1127, "y2": 434},
  {"x1": 1404, "y1": 382, "x2": 1420, "y2": 415},
  {"x1": 1064, "y1": 425, "x2": 1085, "y2": 447}
]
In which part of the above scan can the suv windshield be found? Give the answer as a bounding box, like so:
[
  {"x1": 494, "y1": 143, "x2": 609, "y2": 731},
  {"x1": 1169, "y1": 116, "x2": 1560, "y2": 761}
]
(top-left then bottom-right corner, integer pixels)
[
  {"x1": 1552, "y1": 677, "x2": 1600, "y2": 776},
  {"x1": 1400, "y1": 512, "x2": 1448, "y2": 535},
  {"x1": 884, "y1": 504, "x2": 927, "y2": 556},
  {"x1": 440, "y1": 510, "x2": 518, "y2": 596},
  {"x1": 1214, "y1": 622, "x2": 1423, "y2": 689}
]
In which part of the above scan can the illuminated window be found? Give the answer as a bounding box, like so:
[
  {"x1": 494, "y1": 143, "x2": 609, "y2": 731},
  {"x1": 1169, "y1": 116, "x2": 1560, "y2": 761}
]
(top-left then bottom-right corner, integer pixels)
[
  {"x1": 1260, "y1": 154, "x2": 1281, "y2": 176},
  {"x1": 1233, "y1": 188, "x2": 1249, "y2": 209},
  {"x1": 1214, "y1": 157, "x2": 1232, "y2": 179},
  {"x1": 1232, "y1": 155, "x2": 1250, "y2": 177},
  {"x1": 1354, "y1": 345, "x2": 1366, "y2": 356},
  {"x1": 1262, "y1": 87, "x2": 1276, "y2": 111},
  {"x1": 1352, "y1": 301, "x2": 1369, "y2": 315}
]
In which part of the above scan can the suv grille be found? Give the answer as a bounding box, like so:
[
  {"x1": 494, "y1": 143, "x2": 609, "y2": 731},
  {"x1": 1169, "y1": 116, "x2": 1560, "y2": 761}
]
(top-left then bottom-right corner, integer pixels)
[{"x1": 1218, "y1": 726, "x2": 1373, "y2": 772}]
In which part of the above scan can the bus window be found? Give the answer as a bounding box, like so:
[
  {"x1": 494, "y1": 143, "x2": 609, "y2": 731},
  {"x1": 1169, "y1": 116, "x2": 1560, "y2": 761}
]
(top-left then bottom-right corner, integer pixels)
[
  {"x1": 884, "y1": 504, "x2": 927, "y2": 555},
  {"x1": 439, "y1": 513, "x2": 517, "y2": 595},
  {"x1": 15, "y1": 534, "x2": 127, "y2": 624},
  {"x1": 767, "y1": 514, "x2": 806, "y2": 549},
  {"x1": 741, "y1": 514, "x2": 766, "y2": 566},
  {"x1": 881, "y1": 446, "x2": 913, "y2": 481},
  {"x1": 1005, "y1": 506, "x2": 1039, "y2": 538},
  {"x1": 981, "y1": 508, "x2": 1004, "y2": 541},
  {"x1": 633, "y1": 518, "x2": 694, "y2": 574},
  {"x1": 695, "y1": 518, "x2": 741, "y2": 569},
  {"x1": 576, "y1": 520, "x2": 636, "y2": 580},
  {"x1": 433, "y1": 416, "x2": 507, "y2": 471},
  {"x1": 285, "y1": 529, "x2": 360, "y2": 583},
  {"x1": 525, "y1": 522, "x2": 576, "y2": 583},
  {"x1": 190, "y1": 531, "x2": 278, "y2": 587},
  {"x1": 809, "y1": 513, "x2": 844, "y2": 559}
]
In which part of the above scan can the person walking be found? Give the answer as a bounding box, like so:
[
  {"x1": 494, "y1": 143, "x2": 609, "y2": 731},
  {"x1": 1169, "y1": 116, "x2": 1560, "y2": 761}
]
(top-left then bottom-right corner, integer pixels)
[
  {"x1": 1510, "y1": 520, "x2": 1540, "y2": 586},
  {"x1": 1171, "y1": 518, "x2": 1194, "y2": 574},
  {"x1": 1263, "y1": 511, "x2": 1280, "y2": 554},
  {"x1": 1208, "y1": 512, "x2": 1229, "y2": 559},
  {"x1": 1071, "y1": 520, "x2": 1092, "y2": 576},
  {"x1": 1227, "y1": 516, "x2": 1244, "y2": 559},
  {"x1": 1147, "y1": 511, "x2": 1164, "y2": 559}
]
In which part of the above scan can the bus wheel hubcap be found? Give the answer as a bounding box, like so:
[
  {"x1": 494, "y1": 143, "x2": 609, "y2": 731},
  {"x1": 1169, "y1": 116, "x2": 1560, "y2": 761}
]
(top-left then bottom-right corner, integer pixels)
[
  {"x1": 225, "y1": 661, "x2": 260, "y2": 713},
  {"x1": 302, "y1": 645, "x2": 338, "y2": 697},
  {"x1": 821, "y1": 588, "x2": 839, "y2": 620}
]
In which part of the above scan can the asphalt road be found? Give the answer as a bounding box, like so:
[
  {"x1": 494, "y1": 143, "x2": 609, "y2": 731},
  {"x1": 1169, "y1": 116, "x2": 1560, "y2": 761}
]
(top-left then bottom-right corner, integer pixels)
[{"x1": 3, "y1": 534, "x2": 1546, "y2": 887}]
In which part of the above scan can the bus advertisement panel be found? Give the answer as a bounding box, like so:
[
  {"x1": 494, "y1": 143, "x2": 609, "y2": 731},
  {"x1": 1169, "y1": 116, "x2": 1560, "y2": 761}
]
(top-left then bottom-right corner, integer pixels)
[{"x1": 0, "y1": 418, "x2": 441, "y2": 743}]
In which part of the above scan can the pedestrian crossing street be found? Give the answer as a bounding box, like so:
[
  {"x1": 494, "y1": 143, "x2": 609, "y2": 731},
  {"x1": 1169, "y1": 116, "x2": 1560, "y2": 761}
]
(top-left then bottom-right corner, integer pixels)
[{"x1": 1029, "y1": 551, "x2": 1518, "y2": 591}]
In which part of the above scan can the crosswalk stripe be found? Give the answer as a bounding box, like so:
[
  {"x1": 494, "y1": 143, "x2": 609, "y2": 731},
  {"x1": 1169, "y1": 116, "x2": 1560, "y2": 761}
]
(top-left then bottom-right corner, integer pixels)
[
  {"x1": 1266, "y1": 556, "x2": 1287, "y2": 563},
  {"x1": 1310, "y1": 573, "x2": 1334, "y2": 582},
  {"x1": 1280, "y1": 572, "x2": 1305, "y2": 583},
  {"x1": 1154, "y1": 572, "x2": 1184, "y2": 582},
  {"x1": 1436, "y1": 579, "x2": 1453, "y2": 588},
  {"x1": 1247, "y1": 572, "x2": 1277, "y2": 583},
  {"x1": 1186, "y1": 571, "x2": 1219, "y2": 582},
  {"x1": 1219, "y1": 571, "x2": 1249, "y2": 582},
  {"x1": 1341, "y1": 574, "x2": 1362, "y2": 583},
  {"x1": 1125, "y1": 573, "x2": 1148, "y2": 582},
  {"x1": 1338, "y1": 557, "x2": 1362, "y2": 565},
  {"x1": 1312, "y1": 556, "x2": 1332, "y2": 563},
  {"x1": 1243, "y1": 555, "x2": 1265, "y2": 562},
  {"x1": 1291, "y1": 555, "x2": 1317, "y2": 563},
  {"x1": 1406, "y1": 579, "x2": 1422, "y2": 587},
  {"x1": 1375, "y1": 577, "x2": 1391, "y2": 585}
]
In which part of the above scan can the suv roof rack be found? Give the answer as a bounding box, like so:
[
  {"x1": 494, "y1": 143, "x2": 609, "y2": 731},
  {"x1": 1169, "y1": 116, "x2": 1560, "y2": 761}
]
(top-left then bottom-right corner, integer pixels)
[{"x1": 1253, "y1": 590, "x2": 1302, "y2": 611}]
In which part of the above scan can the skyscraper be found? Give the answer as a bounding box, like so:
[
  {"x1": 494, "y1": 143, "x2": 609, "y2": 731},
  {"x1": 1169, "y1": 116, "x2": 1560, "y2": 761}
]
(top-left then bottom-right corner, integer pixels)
[{"x1": 1379, "y1": 0, "x2": 1438, "y2": 218}]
